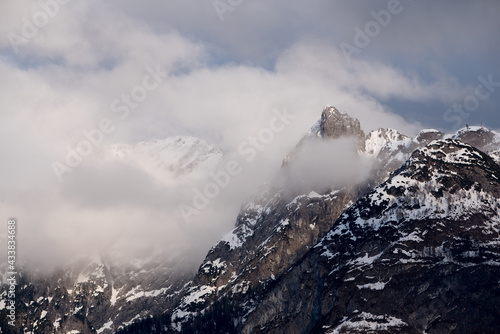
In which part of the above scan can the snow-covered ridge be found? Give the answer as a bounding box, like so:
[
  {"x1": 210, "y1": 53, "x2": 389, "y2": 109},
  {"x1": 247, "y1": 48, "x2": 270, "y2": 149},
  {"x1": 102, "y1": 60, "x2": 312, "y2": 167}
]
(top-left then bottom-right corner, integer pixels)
[
  {"x1": 108, "y1": 136, "x2": 222, "y2": 170},
  {"x1": 415, "y1": 139, "x2": 486, "y2": 165},
  {"x1": 365, "y1": 124, "x2": 500, "y2": 160},
  {"x1": 105, "y1": 136, "x2": 223, "y2": 184},
  {"x1": 364, "y1": 128, "x2": 412, "y2": 157},
  {"x1": 320, "y1": 139, "x2": 500, "y2": 251},
  {"x1": 452, "y1": 125, "x2": 500, "y2": 140}
]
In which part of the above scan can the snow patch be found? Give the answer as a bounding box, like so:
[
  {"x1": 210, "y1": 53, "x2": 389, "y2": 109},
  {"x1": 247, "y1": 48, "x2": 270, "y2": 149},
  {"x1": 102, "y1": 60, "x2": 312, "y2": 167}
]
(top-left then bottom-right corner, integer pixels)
[
  {"x1": 357, "y1": 280, "x2": 389, "y2": 290},
  {"x1": 110, "y1": 285, "x2": 119, "y2": 305},
  {"x1": 182, "y1": 285, "x2": 216, "y2": 305},
  {"x1": 277, "y1": 218, "x2": 290, "y2": 232},
  {"x1": 97, "y1": 320, "x2": 113, "y2": 334},
  {"x1": 221, "y1": 224, "x2": 254, "y2": 250},
  {"x1": 328, "y1": 312, "x2": 407, "y2": 334},
  {"x1": 308, "y1": 191, "x2": 322, "y2": 198}
]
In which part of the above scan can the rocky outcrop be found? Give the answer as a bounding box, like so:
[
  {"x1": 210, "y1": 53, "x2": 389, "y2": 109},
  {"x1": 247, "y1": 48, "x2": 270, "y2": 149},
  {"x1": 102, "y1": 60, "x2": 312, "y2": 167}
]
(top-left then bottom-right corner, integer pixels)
[
  {"x1": 171, "y1": 181, "x2": 359, "y2": 332},
  {"x1": 283, "y1": 106, "x2": 365, "y2": 166},
  {"x1": 318, "y1": 106, "x2": 365, "y2": 149}
]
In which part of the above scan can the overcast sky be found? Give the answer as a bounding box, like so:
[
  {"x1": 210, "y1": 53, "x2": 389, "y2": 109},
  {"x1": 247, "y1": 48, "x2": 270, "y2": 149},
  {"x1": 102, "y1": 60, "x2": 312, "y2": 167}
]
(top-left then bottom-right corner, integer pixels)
[{"x1": 1, "y1": 0, "x2": 499, "y2": 267}]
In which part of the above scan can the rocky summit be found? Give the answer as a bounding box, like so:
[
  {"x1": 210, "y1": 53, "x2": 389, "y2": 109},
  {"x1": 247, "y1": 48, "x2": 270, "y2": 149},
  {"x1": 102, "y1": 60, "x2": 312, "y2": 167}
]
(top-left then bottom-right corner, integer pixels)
[
  {"x1": 283, "y1": 106, "x2": 366, "y2": 166},
  {"x1": 2, "y1": 106, "x2": 500, "y2": 334}
]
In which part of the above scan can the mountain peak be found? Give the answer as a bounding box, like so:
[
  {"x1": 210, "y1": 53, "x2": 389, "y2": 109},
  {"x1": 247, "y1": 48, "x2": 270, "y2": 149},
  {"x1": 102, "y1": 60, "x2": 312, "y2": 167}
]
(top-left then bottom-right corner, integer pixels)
[
  {"x1": 318, "y1": 106, "x2": 365, "y2": 143},
  {"x1": 414, "y1": 128, "x2": 445, "y2": 144},
  {"x1": 451, "y1": 126, "x2": 500, "y2": 152},
  {"x1": 405, "y1": 139, "x2": 500, "y2": 187},
  {"x1": 106, "y1": 136, "x2": 223, "y2": 182},
  {"x1": 285, "y1": 105, "x2": 366, "y2": 166}
]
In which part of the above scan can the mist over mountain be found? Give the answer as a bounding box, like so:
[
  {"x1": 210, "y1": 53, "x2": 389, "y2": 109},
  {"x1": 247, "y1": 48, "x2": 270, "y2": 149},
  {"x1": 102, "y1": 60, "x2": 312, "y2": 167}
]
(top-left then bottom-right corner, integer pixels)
[
  {"x1": 3, "y1": 105, "x2": 499, "y2": 333},
  {"x1": 165, "y1": 106, "x2": 500, "y2": 334}
]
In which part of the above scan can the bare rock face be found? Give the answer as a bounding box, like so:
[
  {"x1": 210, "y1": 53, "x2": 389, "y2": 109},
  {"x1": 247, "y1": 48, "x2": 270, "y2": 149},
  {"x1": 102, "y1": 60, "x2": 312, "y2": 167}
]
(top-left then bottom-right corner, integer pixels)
[
  {"x1": 171, "y1": 178, "x2": 359, "y2": 332},
  {"x1": 453, "y1": 126, "x2": 500, "y2": 156},
  {"x1": 318, "y1": 106, "x2": 365, "y2": 149},
  {"x1": 283, "y1": 106, "x2": 365, "y2": 167},
  {"x1": 414, "y1": 129, "x2": 444, "y2": 144}
]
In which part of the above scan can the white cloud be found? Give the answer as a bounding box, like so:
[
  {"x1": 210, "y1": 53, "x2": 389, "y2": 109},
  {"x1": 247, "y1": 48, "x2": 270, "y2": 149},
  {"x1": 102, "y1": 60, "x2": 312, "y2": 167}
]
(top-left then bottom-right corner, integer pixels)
[
  {"x1": 0, "y1": 0, "x2": 496, "y2": 269},
  {"x1": 280, "y1": 137, "x2": 372, "y2": 197}
]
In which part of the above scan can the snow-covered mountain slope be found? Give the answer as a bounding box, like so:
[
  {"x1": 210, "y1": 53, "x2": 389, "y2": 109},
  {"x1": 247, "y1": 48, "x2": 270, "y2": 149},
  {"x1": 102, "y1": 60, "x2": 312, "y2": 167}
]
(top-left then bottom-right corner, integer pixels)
[
  {"x1": 364, "y1": 128, "x2": 412, "y2": 157},
  {"x1": 106, "y1": 136, "x2": 223, "y2": 184},
  {"x1": 0, "y1": 251, "x2": 194, "y2": 334},
  {"x1": 243, "y1": 139, "x2": 500, "y2": 333},
  {"x1": 450, "y1": 126, "x2": 500, "y2": 164},
  {"x1": 364, "y1": 125, "x2": 500, "y2": 189}
]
